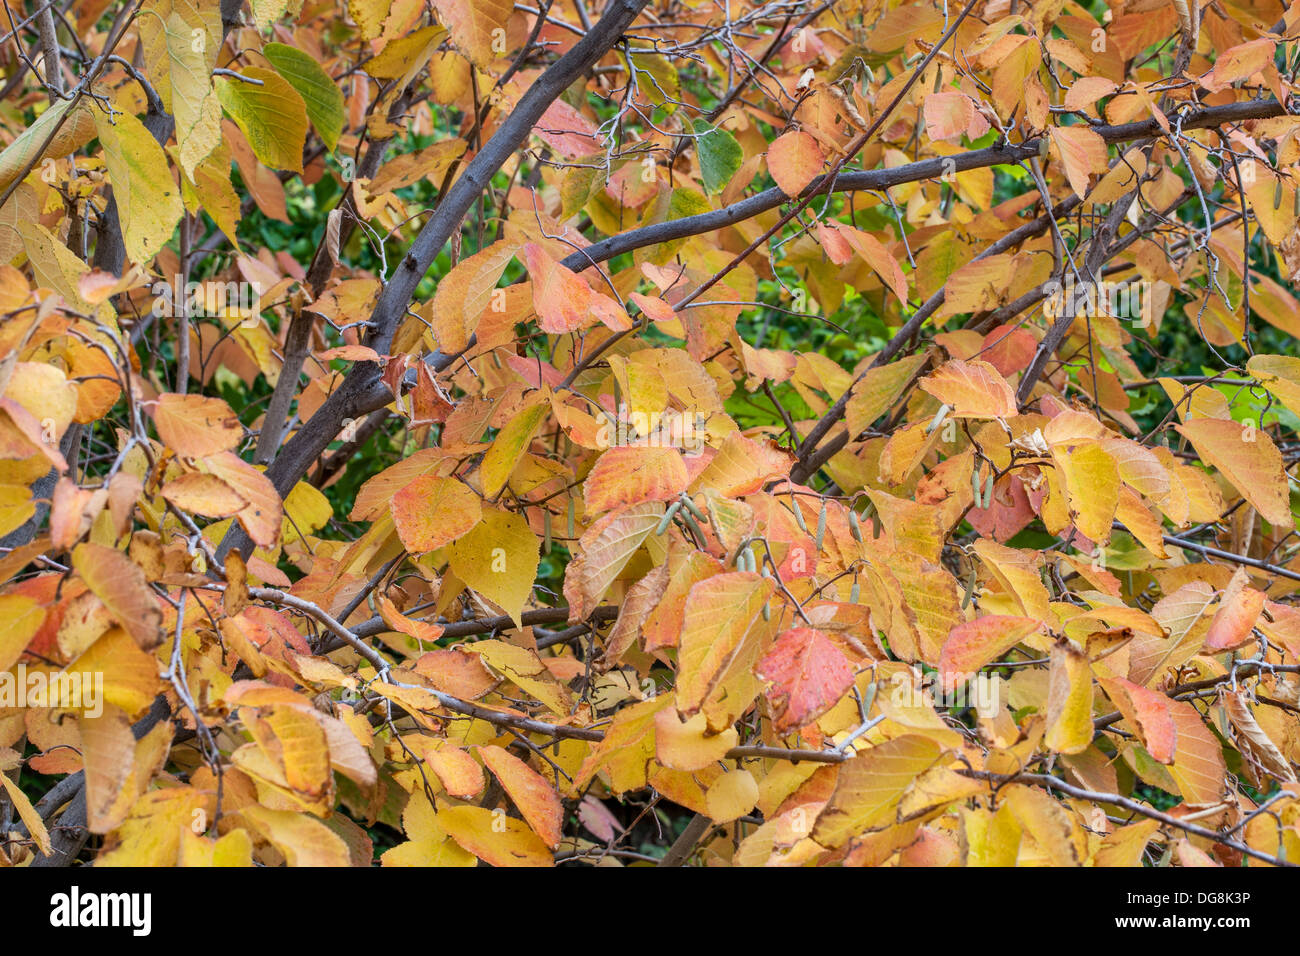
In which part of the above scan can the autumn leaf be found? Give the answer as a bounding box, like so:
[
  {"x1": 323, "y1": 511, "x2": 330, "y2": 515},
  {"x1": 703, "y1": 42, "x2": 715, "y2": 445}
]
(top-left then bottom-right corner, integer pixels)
[{"x1": 756, "y1": 627, "x2": 856, "y2": 731}]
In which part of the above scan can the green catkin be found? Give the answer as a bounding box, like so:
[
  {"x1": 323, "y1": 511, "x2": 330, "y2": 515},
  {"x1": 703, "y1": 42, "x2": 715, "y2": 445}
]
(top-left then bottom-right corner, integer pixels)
[
  {"x1": 655, "y1": 500, "x2": 682, "y2": 536},
  {"x1": 566, "y1": 495, "x2": 575, "y2": 540},
  {"x1": 1294, "y1": 184, "x2": 1299, "y2": 218},
  {"x1": 791, "y1": 497, "x2": 809, "y2": 533},
  {"x1": 762, "y1": 601, "x2": 771, "y2": 621},
  {"x1": 971, "y1": 463, "x2": 983, "y2": 505},
  {"x1": 1275, "y1": 178, "x2": 1284, "y2": 210},
  {"x1": 983, "y1": 473, "x2": 995, "y2": 508},
  {"x1": 814, "y1": 501, "x2": 827, "y2": 550},
  {"x1": 680, "y1": 494, "x2": 705, "y2": 521},
  {"x1": 962, "y1": 565, "x2": 977, "y2": 609},
  {"x1": 543, "y1": 510, "x2": 552, "y2": 554},
  {"x1": 680, "y1": 508, "x2": 706, "y2": 544},
  {"x1": 1037, "y1": 137, "x2": 1049, "y2": 160},
  {"x1": 849, "y1": 576, "x2": 860, "y2": 603},
  {"x1": 848, "y1": 508, "x2": 863, "y2": 542},
  {"x1": 933, "y1": 68, "x2": 942, "y2": 93}
]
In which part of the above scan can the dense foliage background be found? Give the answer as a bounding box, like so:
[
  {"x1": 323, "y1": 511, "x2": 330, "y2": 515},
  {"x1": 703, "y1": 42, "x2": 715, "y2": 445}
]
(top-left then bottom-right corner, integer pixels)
[{"x1": 2, "y1": 0, "x2": 1300, "y2": 867}]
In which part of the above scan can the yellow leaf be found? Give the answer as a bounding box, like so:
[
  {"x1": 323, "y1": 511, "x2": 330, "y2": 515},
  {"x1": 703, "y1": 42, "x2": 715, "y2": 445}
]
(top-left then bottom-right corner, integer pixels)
[
  {"x1": 812, "y1": 735, "x2": 943, "y2": 848},
  {"x1": 1176, "y1": 418, "x2": 1293, "y2": 528},
  {"x1": 676, "y1": 571, "x2": 774, "y2": 717},
  {"x1": 240, "y1": 805, "x2": 353, "y2": 866},
  {"x1": 0, "y1": 774, "x2": 50, "y2": 856},
  {"x1": 437, "y1": 802, "x2": 553, "y2": 866},
  {"x1": 1044, "y1": 640, "x2": 1094, "y2": 755},
  {"x1": 447, "y1": 507, "x2": 539, "y2": 626},
  {"x1": 92, "y1": 106, "x2": 183, "y2": 264}
]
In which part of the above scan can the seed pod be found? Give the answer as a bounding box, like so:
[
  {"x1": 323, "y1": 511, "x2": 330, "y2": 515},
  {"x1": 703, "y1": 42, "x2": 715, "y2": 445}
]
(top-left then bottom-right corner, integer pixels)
[
  {"x1": 655, "y1": 500, "x2": 682, "y2": 536},
  {"x1": 962, "y1": 565, "x2": 978, "y2": 609},
  {"x1": 848, "y1": 508, "x2": 863, "y2": 542},
  {"x1": 814, "y1": 501, "x2": 827, "y2": 550},
  {"x1": 849, "y1": 576, "x2": 860, "y2": 603},
  {"x1": 926, "y1": 403, "x2": 951, "y2": 435},
  {"x1": 680, "y1": 507, "x2": 707, "y2": 544},
  {"x1": 791, "y1": 497, "x2": 809, "y2": 533}
]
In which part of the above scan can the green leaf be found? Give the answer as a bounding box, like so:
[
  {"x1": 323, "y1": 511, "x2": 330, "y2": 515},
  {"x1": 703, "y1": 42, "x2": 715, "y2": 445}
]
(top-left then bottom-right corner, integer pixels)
[
  {"x1": 692, "y1": 120, "x2": 743, "y2": 195},
  {"x1": 263, "y1": 43, "x2": 345, "y2": 152},
  {"x1": 215, "y1": 67, "x2": 309, "y2": 173}
]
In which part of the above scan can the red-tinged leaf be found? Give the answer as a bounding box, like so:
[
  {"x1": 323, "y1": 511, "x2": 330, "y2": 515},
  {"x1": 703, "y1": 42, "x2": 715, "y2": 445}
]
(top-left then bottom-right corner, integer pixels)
[
  {"x1": 826, "y1": 222, "x2": 909, "y2": 303},
  {"x1": 756, "y1": 627, "x2": 857, "y2": 732},
  {"x1": 583, "y1": 445, "x2": 689, "y2": 513},
  {"x1": 1202, "y1": 39, "x2": 1275, "y2": 92},
  {"x1": 1204, "y1": 568, "x2": 1265, "y2": 652},
  {"x1": 1098, "y1": 676, "x2": 1176, "y2": 764},
  {"x1": 939, "y1": 616, "x2": 1041, "y2": 693},
  {"x1": 766, "y1": 129, "x2": 824, "y2": 196},
  {"x1": 1049, "y1": 126, "x2": 1108, "y2": 199},
  {"x1": 521, "y1": 241, "x2": 593, "y2": 333},
  {"x1": 923, "y1": 91, "x2": 976, "y2": 142}
]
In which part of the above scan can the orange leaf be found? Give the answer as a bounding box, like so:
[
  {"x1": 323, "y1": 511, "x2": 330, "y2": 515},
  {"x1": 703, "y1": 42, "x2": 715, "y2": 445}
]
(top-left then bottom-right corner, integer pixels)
[
  {"x1": 766, "y1": 129, "x2": 824, "y2": 196},
  {"x1": 521, "y1": 242, "x2": 593, "y2": 334},
  {"x1": 939, "y1": 616, "x2": 1040, "y2": 693},
  {"x1": 1175, "y1": 418, "x2": 1293, "y2": 527},
  {"x1": 1049, "y1": 126, "x2": 1108, "y2": 199},
  {"x1": 919, "y1": 359, "x2": 1017, "y2": 418},
  {"x1": 583, "y1": 445, "x2": 689, "y2": 514},
  {"x1": 479, "y1": 744, "x2": 564, "y2": 848},
  {"x1": 390, "y1": 474, "x2": 481, "y2": 553},
  {"x1": 1098, "y1": 676, "x2": 1176, "y2": 764},
  {"x1": 152, "y1": 393, "x2": 243, "y2": 458}
]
